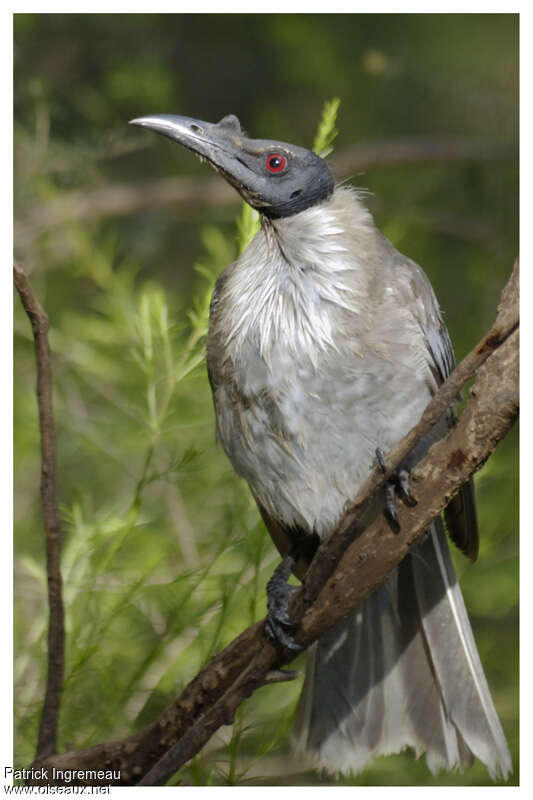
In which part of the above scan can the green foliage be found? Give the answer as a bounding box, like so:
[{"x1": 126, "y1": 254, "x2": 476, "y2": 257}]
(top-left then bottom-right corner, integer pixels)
[
  {"x1": 14, "y1": 13, "x2": 517, "y2": 787},
  {"x1": 313, "y1": 97, "x2": 341, "y2": 157},
  {"x1": 236, "y1": 202, "x2": 261, "y2": 256},
  {"x1": 14, "y1": 214, "x2": 283, "y2": 772}
]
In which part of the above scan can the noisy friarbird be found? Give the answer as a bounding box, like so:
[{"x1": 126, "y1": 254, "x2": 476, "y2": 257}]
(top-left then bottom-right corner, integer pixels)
[{"x1": 130, "y1": 113, "x2": 511, "y2": 780}]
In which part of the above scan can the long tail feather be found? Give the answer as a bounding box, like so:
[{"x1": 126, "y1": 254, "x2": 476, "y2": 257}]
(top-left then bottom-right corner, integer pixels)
[{"x1": 292, "y1": 520, "x2": 511, "y2": 779}]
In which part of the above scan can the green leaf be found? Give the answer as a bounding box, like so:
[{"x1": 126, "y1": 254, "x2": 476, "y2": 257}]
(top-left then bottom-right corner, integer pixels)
[
  {"x1": 236, "y1": 202, "x2": 261, "y2": 255},
  {"x1": 313, "y1": 97, "x2": 341, "y2": 158}
]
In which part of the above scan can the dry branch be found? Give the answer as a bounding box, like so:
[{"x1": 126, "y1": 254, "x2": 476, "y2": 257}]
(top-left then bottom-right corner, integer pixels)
[
  {"x1": 14, "y1": 261, "x2": 65, "y2": 760},
  {"x1": 30, "y1": 261, "x2": 518, "y2": 786}
]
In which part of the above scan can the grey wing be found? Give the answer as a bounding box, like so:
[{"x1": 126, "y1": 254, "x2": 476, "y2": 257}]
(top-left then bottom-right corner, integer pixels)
[
  {"x1": 206, "y1": 268, "x2": 228, "y2": 396},
  {"x1": 426, "y1": 312, "x2": 479, "y2": 560},
  {"x1": 392, "y1": 247, "x2": 479, "y2": 560}
]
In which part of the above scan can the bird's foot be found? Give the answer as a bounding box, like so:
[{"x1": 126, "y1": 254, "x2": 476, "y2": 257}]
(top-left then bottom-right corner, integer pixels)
[
  {"x1": 265, "y1": 554, "x2": 302, "y2": 652},
  {"x1": 375, "y1": 447, "x2": 417, "y2": 533}
]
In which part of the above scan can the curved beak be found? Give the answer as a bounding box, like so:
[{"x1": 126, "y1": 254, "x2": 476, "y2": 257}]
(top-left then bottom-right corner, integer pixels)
[
  {"x1": 129, "y1": 113, "x2": 265, "y2": 206},
  {"x1": 129, "y1": 114, "x2": 240, "y2": 166}
]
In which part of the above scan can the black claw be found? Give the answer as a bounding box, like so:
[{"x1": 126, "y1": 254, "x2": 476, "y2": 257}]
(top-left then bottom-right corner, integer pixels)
[
  {"x1": 375, "y1": 447, "x2": 387, "y2": 473},
  {"x1": 263, "y1": 668, "x2": 300, "y2": 685},
  {"x1": 265, "y1": 555, "x2": 302, "y2": 652},
  {"x1": 398, "y1": 468, "x2": 417, "y2": 507},
  {"x1": 265, "y1": 617, "x2": 302, "y2": 652},
  {"x1": 384, "y1": 481, "x2": 401, "y2": 533},
  {"x1": 267, "y1": 598, "x2": 298, "y2": 630},
  {"x1": 377, "y1": 448, "x2": 417, "y2": 531}
]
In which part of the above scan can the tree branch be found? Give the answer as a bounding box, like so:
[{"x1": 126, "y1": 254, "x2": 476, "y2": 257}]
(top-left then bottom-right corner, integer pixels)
[
  {"x1": 30, "y1": 260, "x2": 518, "y2": 786},
  {"x1": 14, "y1": 261, "x2": 65, "y2": 760}
]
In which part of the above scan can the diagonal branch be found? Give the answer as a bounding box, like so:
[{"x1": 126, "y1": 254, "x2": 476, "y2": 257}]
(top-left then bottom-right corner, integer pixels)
[
  {"x1": 30, "y1": 260, "x2": 518, "y2": 786},
  {"x1": 14, "y1": 261, "x2": 65, "y2": 760}
]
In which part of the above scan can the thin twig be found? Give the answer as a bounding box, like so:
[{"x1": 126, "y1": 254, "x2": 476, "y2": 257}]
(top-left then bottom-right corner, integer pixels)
[
  {"x1": 31, "y1": 260, "x2": 518, "y2": 786},
  {"x1": 14, "y1": 261, "x2": 65, "y2": 760}
]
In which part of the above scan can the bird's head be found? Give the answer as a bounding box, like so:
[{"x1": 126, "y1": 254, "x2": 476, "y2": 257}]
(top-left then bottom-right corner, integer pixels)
[{"x1": 129, "y1": 113, "x2": 335, "y2": 219}]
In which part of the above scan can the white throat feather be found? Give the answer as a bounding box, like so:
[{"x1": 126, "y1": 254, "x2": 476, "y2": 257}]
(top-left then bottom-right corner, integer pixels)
[{"x1": 222, "y1": 186, "x2": 375, "y2": 368}]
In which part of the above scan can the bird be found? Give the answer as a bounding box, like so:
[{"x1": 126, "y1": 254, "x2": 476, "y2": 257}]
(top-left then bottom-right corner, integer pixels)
[{"x1": 129, "y1": 112, "x2": 512, "y2": 781}]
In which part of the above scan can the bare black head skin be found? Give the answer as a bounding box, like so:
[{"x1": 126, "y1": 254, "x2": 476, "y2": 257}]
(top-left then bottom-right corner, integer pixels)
[{"x1": 129, "y1": 113, "x2": 335, "y2": 219}]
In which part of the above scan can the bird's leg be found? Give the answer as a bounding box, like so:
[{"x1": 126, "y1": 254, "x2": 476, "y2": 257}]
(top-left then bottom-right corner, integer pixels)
[
  {"x1": 265, "y1": 553, "x2": 302, "y2": 652},
  {"x1": 376, "y1": 447, "x2": 417, "y2": 533}
]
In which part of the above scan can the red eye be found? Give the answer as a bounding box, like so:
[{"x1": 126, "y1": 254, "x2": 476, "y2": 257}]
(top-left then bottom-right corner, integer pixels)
[{"x1": 266, "y1": 153, "x2": 286, "y2": 173}]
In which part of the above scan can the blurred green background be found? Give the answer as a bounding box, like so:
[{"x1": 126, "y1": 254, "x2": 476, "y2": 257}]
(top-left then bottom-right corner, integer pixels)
[{"x1": 13, "y1": 13, "x2": 518, "y2": 786}]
